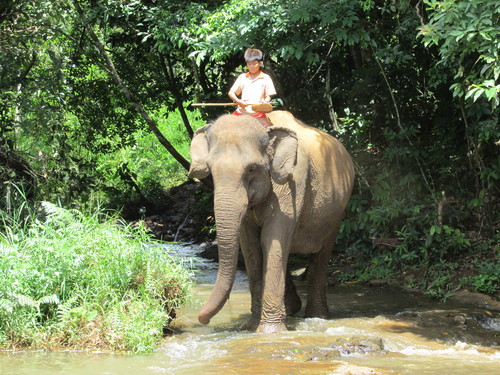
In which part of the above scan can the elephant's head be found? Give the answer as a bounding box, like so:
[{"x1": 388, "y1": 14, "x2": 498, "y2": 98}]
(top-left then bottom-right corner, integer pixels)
[{"x1": 188, "y1": 114, "x2": 297, "y2": 325}]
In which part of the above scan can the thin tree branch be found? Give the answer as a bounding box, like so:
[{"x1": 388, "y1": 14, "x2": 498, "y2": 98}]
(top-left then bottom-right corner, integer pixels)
[
  {"x1": 325, "y1": 66, "x2": 339, "y2": 131},
  {"x1": 160, "y1": 54, "x2": 194, "y2": 139}
]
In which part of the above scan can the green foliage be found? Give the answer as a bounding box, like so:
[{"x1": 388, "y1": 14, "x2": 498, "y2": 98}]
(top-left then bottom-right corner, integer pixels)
[
  {"x1": 419, "y1": 0, "x2": 500, "y2": 108},
  {"x1": 458, "y1": 251, "x2": 500, "y2": 296},
  {"x1": 2, "y1": 0, "x2": 199, "y2": 206},
  {"x1": 469, "y1": 261, "x2": 500, "y2": 295},
  {"x1": 425, "y1": 276, "x2": 455, "y2": 302},
  {"x1": 335, "y1": 109, "x2": 372, "y2": 155},
  {"x1": 95, "y1": 107, "x2": 202, "y2": 210},
  {"x1": 337, "y1": 255, "x2": 394, "y2": 283},
  {"x1": 1, "y1": 0, "x2": 498, "y2": 309},
  {"x1": 422, "y1": 225, "x2": 471, "y2": 261},
  {"x1": 0, "y1": 201, "x2": 192, "y2": 352}
]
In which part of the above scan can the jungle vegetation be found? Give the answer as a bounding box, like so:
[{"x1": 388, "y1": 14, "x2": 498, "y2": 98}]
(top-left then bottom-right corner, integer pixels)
[
  {"x1": 1, "y1": 0, "x2": 498, "y2": 350},
  {"x1": 0, "y1": 198, "x2": 192, "y2": 352}
]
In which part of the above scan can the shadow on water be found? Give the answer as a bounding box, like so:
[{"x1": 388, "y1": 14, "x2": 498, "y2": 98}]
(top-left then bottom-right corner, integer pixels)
[{"x1": 1, "y1": 242, "x2": 499, "y2": 375}]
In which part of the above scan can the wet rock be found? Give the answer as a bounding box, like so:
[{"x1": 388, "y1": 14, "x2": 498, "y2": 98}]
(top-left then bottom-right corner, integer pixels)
[
  {"x1": 275, "y1": 336, "x2": 386, "y2": 362},
  {"x1": 472, "y1": 314, "x2": 500, "y2": 332},
  {"x1": 271, "y1": 347, "x2": 337, "y2": 362},
  {"x1": 197, "y1": 241, "x2": 246, "y2": 269},
  {"x1": 367, "y1": 280, "x2": 387, "y2": 287},
  {"x1": 453, "y1": 314, "x2": 467, "y2": 325},
  {"x1": 198, "y1": 242, "x2": 219, "y2": 261},
  {"x1": 328, "y1": 336, "x2": 385, "y2": 356},
  {"x1": 449, "y1": 290, "x2": 500, "y2": 312},
  {"x1": 303, "y1": 346, "x2": 341, "y2": 361},
  {"x1": 395, "y1": 309, "x2": 500, "y2": 346}
]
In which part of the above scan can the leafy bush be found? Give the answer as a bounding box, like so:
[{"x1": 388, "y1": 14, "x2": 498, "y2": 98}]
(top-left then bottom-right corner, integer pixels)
[
  {"x1": 419, "y1": 0, "x2": 500, "y2": 108},
  {"x1": 468, "y1": 261, "x2": 500, "y2": 295},
  {"x1": 420, "y1": 225, "x2": 471, "y2": 262},
  {"x1": 337, "y1": 255, "x2": 394, "y2": 283},
  {"x1": 0, "y1": 201, "x2": 192, "y2": 353}
]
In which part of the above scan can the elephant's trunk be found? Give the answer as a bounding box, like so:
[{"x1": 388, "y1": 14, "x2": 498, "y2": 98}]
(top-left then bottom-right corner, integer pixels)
[{"x1": 198, "y1": 187, "x2": 247, "y2": 325}]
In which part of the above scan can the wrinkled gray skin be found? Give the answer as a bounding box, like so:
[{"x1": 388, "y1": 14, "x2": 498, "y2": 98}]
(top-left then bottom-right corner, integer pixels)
[{"x1": 189, "y1": 111, "x2": 355, "y2": 333}]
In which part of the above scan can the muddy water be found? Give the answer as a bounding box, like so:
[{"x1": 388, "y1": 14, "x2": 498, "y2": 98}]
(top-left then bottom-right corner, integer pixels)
[{"x1": 1, "y1": 244, "x2": 499, "y2": 374}]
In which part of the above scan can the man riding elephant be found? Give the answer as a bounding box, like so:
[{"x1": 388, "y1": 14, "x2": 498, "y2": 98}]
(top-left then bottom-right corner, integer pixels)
[
  {"x1": 228, "y1": 48, "x2": 276, "y2": 128},
  {"x1": 189, "y1": 110, "x2": 354, "y2": 333}
]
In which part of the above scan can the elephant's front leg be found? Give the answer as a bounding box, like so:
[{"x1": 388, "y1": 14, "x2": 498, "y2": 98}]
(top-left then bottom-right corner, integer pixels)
[
  {"x1": 240, "y1": 215, "x2": 263, "y2": 330},
  {"x1": 257, "y1": 227, "x2": 291, "y2": 333}
]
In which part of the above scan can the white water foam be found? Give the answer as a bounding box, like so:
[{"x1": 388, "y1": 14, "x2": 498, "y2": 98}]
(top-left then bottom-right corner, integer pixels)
[
  {"x1": 151, "y1": 333, "x2": 229, "y2": 372},
  {"x1": 398, "y1": 341, "x2": 500, "y2": 361}
]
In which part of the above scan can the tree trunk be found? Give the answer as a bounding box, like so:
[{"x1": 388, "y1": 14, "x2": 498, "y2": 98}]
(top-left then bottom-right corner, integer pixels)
[
  {"x1": 0, "y1": 146, "x2": 37, "y2": 198},
  {"x1": 74, "y1": 1, "x2": 191, "y2": 171}
]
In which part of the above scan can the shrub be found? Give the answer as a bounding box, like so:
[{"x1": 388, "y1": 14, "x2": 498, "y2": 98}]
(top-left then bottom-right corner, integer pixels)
[{"x1": 0, "y1": 201, "x2": 192, "y2": 353}]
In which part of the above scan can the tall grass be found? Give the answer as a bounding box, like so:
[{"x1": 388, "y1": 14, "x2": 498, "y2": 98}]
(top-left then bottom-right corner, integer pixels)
[{"x1": 0, "y1": 199, "x2": 192, "y2": 353}]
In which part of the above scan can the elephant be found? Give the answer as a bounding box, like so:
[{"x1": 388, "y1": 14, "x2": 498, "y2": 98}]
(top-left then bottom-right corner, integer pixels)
[{"x1": 188, "y1": 110, "x2": 355, "y2": 333}]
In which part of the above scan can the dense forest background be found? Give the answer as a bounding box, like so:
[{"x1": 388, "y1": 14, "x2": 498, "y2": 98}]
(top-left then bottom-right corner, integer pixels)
[{"x1": 1, "y1": 0, "x2": 498, "y2": 298}]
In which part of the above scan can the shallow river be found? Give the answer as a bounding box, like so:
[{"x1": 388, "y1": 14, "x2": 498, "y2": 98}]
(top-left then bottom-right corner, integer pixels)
[{"x1": 1, "y1": 244, "x2": 499, "y2": 374}]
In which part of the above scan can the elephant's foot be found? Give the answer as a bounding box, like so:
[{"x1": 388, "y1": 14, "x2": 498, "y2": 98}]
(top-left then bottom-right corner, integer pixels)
[
  {"x1": 246, "y1": 316, "x2": 260, "y2": 331},
  {"x1": 256, "y1": 321, "x2": 287, "y2": 334},
  {"x1": 304, "y1": 305, "x2": 330, "y2": 319}
]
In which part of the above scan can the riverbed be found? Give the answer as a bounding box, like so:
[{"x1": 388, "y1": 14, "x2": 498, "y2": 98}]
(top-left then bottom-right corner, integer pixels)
[{"x1": 1, "y1": 243, "x2": 499, "y2": 374}]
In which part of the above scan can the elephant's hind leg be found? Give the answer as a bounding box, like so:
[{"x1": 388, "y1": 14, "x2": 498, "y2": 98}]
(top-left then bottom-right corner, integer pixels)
[
  {"x1": 285, "y1": 269, "x2": 302, "y2": 316},
  {"x1": 304, "y1": 246, "x2": 332, "y2": 319}
]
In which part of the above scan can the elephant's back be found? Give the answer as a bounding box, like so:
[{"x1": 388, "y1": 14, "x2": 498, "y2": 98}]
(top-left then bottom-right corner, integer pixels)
[
  {"x1": 270, "y1": 111, "x2": 354, "y2": 221},
  {"x1": 268, "y1": 110, "x2": 354, "y2": 181}
]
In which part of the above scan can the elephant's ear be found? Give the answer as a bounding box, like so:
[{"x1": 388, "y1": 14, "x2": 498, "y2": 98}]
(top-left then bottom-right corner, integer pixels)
[
  {"x1": 268, "y1": 127, "x2": 298, "y2": 184},
  {"x1": 188, "y1": 125, "x2": 211, "y2": 180}
]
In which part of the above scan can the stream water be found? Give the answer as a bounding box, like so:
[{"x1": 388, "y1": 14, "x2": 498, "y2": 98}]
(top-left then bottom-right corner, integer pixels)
[{"x1": 1, "y1": 243, "x2": 499, "y2": 374}]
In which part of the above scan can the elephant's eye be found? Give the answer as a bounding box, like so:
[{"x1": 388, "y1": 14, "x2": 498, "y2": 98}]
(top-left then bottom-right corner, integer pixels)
[{"x1": 246, "y1": 164, "x2": 258, "y2": 175}]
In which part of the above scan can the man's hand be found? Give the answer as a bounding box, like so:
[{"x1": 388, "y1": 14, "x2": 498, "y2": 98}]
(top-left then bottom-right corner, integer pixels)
[{"x1": 236, "y1": 99, "x2": 247, "y2": 107}]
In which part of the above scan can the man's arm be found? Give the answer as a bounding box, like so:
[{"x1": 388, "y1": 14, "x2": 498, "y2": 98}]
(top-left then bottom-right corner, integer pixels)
[
  {"x1": 228, "y1": 74, "x2": 247, "y2": 107},
  {"x1": 228, "y1": 89, "x2": 246, "y2": 107},
  {"x1": 264, "y1": 75, "x2": 277, "y2": 102}
]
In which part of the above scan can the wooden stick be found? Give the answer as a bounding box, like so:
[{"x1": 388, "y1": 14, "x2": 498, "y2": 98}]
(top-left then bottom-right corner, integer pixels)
[
  {"x1": 191, "y1": 102, "x2": 277, "y2": 113},
  {"x1": 191, "y1": 103, "x2": 237, "y2": 106},
  {"x1": 191, "y1": 102, "x2": 278, "y2": 106}
]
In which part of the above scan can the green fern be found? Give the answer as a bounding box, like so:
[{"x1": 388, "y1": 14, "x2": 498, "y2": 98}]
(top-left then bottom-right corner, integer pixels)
[
  {"x1": 8, "y1": 293, "x2": 60, "y2": 314},
  {"x1": 144, "y1": 260, "x2": 156, "y2": 295},
  {"x1": 10, "y1": 293, "x2": 38, "y2": 309},
  {"x1": 40, "y1": 201, "x2": 80, "y2": 226},
  {"x1": 38, "y1": 294, "x2": 60, "y2": 306},
  {"x1": 0, "y1": 299, "x2": 14, "y2": 313},
  {"x1": 57, "y1": 295, "x2": 79, "y2": 323},
  {"x1": 0, "y1": 244, "x2": 16, "y2": 255},
  {"x1": 107, "y1": 308, "x2": 124, "y2": 335}
]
